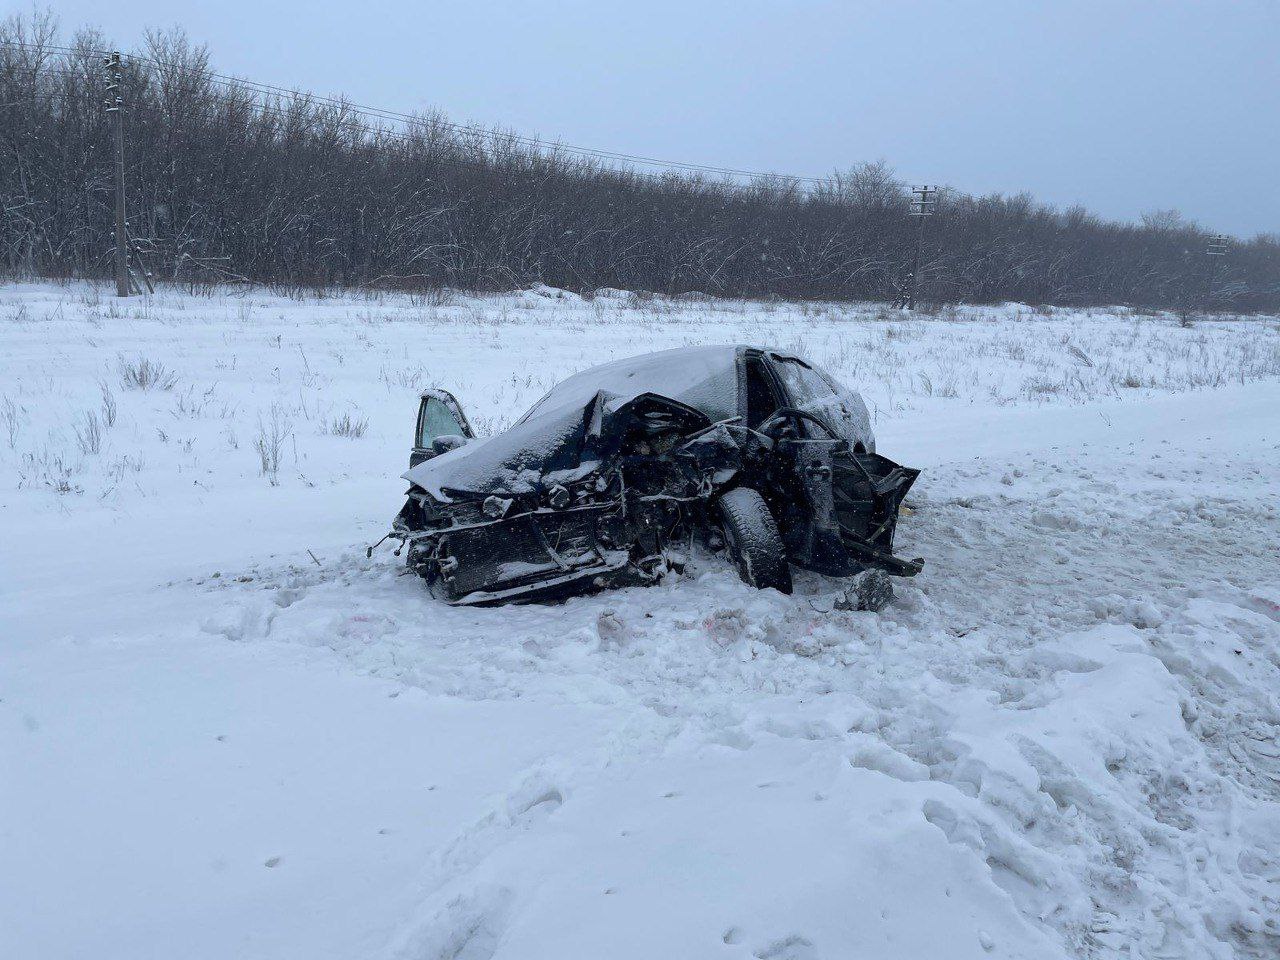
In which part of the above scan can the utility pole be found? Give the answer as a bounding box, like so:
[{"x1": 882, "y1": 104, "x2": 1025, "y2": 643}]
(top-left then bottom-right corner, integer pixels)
[
  {"x1": 1204, "y1": 234, "x2": 1229, "y2": 312},
  {"x1": 906, "y1": 185, "x2": 937, "y2": 310},
  {"x1": 103, "y1": 52, "x2": 129, "y2": 298}
]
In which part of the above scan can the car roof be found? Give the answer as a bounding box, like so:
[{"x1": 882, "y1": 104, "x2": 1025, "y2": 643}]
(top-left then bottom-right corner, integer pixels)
[{"x1": 517, "y1": 344, "x2": 752, "y2": 425}]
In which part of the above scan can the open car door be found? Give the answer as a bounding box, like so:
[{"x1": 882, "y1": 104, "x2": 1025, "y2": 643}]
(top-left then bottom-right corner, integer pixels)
[{"x1": 410, "y1": 389, "x2": 475, "y2": 467}]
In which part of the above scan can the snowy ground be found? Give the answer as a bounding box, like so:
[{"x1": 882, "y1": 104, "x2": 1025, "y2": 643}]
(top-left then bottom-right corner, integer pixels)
[{"x1": 2, "y1": 281, "x2": 1279, "y2": 960}]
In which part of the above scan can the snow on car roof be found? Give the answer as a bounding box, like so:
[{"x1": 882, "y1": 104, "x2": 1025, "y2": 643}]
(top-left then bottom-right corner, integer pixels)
[
  {"x1": 403, "y1": 346, "x2": 746, "y2": 501},
  {"x1": 518, "y1": 345, "x2": 743, "y2": 425}
]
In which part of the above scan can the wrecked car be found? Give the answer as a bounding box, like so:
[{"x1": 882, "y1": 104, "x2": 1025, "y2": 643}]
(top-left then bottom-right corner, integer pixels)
[{"x1": 379, "y1": 346, "x2": 922, "y2": 606}]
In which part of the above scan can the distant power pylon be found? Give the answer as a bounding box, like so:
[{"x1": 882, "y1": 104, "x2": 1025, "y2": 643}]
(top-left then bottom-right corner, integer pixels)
[{"x1": 905, "y1": 185, "x2": 937, "y2": 310}]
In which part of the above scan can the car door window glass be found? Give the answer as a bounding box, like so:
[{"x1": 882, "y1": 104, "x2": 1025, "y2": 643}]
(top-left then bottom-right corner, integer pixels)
[
  {"x1": 772, "y1": 358, "x2": 868, "y2": 445},
  {"x1": 745, "y1": 356, "x2": 782, "y2": 428},
  {"x1": 814, "y1": 367, "x2": 873, "y2": 449},
  {"x1": 773, "y1": 357, "x2": 837, "y2": 412},
  {"x1": 418, "y1": 397, "x2": 465, "y2": 447}
]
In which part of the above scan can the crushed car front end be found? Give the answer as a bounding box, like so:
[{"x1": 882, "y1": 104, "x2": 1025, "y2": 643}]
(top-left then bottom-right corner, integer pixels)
[
  {"x1": 381, "y1": 345, "x2": 924, "y2": 606},
  {"x1": 393, "y1": 481, "x2": 668, "y2": 606},
  {"x1": 391, "y1": 391, "x2": 715, "y2": 605}
]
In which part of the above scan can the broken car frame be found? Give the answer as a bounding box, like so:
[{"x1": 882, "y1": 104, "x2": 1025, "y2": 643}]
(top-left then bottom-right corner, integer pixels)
[{"x1": 376, "y1": 346, "x2": 922, "y2": 606}]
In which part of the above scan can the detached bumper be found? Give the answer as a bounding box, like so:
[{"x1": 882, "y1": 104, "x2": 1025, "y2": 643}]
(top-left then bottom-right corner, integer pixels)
[
  {"x1": 400, "y1": 501, "x2": 642, "y2": 604},
  {"x1": 449, "y1": 557, "x2": 642, "y2": 606}
]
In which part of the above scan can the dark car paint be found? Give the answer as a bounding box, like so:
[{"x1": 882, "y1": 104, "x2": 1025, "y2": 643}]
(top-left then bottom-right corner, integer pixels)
[{"x1": 386, "y1": 347, "x2": 920, "y2": 605}]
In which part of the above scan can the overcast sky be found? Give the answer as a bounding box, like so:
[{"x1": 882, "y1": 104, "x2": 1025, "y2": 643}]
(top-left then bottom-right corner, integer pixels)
[{"x1": 41, "y1": 0, "x2": 1280, "y2": 236}]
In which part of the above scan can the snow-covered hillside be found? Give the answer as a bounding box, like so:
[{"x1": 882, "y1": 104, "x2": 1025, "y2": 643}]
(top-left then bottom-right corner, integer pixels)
[{"x1": 2, "y1": 282, "x2": 1278, "y2": 960}]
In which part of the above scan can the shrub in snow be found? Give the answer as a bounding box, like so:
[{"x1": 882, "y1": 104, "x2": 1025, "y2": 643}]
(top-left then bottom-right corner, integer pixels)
[
  {"x1": 324, "y1": 412, "x2": 368, "y2": 439},
  {"x1": 98, "y1": 382, "x2": 118, "y2": 427},
  {"x1": 73, "y1": 410, "x2": 104, "y2": 456},
  {"x1": 254, "y1": 405, "x2": 292, "y2": 484},
  {"x1": 1, "y1": 395, "x2": 21, "y2": 448},
  {"x1": 118, "y1": 356, "x2": 178, "y2": 391}
]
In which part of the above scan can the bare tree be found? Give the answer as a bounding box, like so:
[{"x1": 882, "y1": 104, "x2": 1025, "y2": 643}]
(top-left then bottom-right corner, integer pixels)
[{"x1": 1, "y1": 11, "x2": 1277, "y2": 311}]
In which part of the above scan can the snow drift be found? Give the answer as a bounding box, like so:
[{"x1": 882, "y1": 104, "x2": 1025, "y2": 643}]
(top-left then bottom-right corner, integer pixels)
[{"x1": 2, "y1": 283, "x2": 1278, "y2": 959}]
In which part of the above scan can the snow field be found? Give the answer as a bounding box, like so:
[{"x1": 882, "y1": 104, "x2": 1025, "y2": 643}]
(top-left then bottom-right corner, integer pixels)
[{"x1": 2, "y1": 281, "x2": 1279, "y2": 960}]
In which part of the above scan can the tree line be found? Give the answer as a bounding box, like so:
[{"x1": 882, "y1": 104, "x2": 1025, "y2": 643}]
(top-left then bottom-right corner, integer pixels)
[{"x1": 3, "y1": 14, "x2": 1278, "y2": 311}]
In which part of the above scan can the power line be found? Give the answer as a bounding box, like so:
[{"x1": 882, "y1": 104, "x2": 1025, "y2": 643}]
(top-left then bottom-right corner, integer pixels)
[
  {"x1": 0, "y1": 91, "x2": 74, "y2": 108},
  {"x1": 0, "y1": 38, "x2": 826, "y2": 185},
  {"x1": 18, "y1": 68, "x2": 767, "y2": 191},
  {"x1": 5, "y1": 58, "x2": 837, "y2": 197}
]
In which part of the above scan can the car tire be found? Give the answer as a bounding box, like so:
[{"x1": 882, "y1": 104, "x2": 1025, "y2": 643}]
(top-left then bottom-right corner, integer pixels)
[{"x1": 718, "y1": 487, "x2": 793, "y2": 594}]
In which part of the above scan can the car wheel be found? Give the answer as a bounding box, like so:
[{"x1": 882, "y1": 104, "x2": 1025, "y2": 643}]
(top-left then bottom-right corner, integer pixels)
[{"x1": 718, "y1": 487, "x2": 793, "y2": 594}]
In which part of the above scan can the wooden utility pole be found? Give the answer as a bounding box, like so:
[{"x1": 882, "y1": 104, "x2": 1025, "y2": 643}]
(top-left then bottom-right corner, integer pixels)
[
  {"x1": 905, "y1": 185, "x2": 937, "y2": 310},
  {"x1": 103, "y1": 52, "x2": 129, "y2": 297},
  {"x1": 1204, "y1": 234, "x2": 1229, "y2": 311}
]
